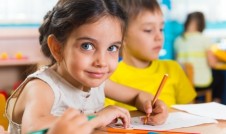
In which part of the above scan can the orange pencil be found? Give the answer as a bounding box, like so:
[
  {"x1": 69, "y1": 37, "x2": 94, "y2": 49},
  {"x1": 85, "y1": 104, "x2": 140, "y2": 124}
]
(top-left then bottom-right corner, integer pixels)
[
  {"x1": 144, "y1": 74, "x2": 169, "y2": 125},
  {"x1": 105, "y1": 127, "x2": 199, "y2": 134}
]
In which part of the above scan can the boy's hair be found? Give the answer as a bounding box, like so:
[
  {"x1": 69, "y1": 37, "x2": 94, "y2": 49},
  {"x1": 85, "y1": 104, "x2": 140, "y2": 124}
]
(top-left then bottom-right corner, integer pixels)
[
  {"x1": 184, "y1": 11, "x2": 205, "y2": 33},
  {"x1": 116, "y1": 0, "x2": 161, "y2": 22},
  {"x1": 39, "y1": 0, "x2": 127, "y2": 65}
]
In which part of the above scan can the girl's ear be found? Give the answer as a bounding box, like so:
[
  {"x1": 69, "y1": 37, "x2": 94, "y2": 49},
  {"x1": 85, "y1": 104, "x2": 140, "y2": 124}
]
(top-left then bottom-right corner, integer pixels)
[{"x1": 47, "y1": 35, "x2": 63, "y2": 62}]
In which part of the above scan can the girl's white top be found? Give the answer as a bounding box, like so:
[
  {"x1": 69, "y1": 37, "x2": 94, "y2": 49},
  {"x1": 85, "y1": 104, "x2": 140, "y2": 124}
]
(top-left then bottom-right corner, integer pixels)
[{"x1": 6, "y1": 66, "x2": 105, "y2": 134}]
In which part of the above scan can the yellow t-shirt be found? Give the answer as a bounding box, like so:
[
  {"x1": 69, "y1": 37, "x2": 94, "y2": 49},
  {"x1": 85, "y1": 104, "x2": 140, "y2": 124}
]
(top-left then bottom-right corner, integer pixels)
[
  {"x1": 174, "y1": 32, "x2": 213, "y2": 87},
  {"x1": 105, "y1": 60, "x2": 196, "y2": 109}
]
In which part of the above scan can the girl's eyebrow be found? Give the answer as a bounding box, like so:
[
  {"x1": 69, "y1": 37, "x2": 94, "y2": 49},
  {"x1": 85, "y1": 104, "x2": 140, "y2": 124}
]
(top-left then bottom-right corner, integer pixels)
[
  {"x1": 77, "y1": 37, "x2": 122, "y2": 45},
  {"x1": 77, "y1": 37, "x2": 96, "y2": 42}
]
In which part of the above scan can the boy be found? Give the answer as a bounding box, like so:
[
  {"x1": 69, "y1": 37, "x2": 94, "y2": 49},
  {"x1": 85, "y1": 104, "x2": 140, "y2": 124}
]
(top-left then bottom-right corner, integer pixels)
[{"x1": 106, "y1": 0, "x2": 196, "y2": 109}]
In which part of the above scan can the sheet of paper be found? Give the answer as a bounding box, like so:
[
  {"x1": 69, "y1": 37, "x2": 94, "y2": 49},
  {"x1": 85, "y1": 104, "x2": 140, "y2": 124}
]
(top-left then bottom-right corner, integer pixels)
[
  {"x1": 110, "y1": 112, "x2": 217, "y2": 131},
  {"x1": 172, "y1": 102, "x2": 226, "y2": 120}
]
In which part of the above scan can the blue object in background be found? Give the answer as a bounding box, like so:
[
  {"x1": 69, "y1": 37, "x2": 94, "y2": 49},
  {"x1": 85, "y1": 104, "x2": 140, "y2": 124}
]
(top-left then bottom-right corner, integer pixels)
[
  {"x1": 161, "y1": 0, "x2": 171, "y2": 10},
  {"x1": 160, "y1": 20, "x2": 183, "y2": 60}
]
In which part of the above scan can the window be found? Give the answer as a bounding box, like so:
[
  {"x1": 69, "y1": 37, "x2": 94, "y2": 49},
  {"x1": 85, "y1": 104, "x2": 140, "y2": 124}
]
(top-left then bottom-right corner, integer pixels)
[{"x1": 0, "y1": 0, "x2": 57, "y2": 26}]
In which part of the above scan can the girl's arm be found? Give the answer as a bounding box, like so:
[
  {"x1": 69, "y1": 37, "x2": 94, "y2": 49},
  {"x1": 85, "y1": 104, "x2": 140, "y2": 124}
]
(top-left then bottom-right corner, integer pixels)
[{"x1": 17, "y1": 79, "x2": 58, "y2": 134}]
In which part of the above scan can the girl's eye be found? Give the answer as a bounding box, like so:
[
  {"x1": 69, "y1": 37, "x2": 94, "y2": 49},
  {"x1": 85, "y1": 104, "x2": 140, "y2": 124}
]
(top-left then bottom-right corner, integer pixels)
[
  {"x1": 108, "y1": 45, "x2": 119, "y2": 52},
  {"x1": 81, "y1": 43, "x2": 94, "y2": 50}
]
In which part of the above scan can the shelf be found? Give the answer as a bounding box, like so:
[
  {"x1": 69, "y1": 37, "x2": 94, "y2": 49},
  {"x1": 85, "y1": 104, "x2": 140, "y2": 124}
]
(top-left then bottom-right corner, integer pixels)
[{"x1": 0, "y1": 58, "x2": 49, "y2": 67}]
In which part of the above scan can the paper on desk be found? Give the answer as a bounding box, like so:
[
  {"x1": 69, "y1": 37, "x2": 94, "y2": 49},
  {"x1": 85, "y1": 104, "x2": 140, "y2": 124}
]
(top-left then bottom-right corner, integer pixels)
[
  {"x1": 110, "y1": 112, "x2": 217, "y2": 131},
  {"x1": 172, "y1": 102, "x2": 226, "y2": 120}
]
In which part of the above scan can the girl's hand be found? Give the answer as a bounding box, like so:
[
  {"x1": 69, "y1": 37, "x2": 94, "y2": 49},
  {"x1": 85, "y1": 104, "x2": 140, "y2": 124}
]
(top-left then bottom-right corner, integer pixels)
[
  {"x1": 47, "y1": 108, "x2": 94, "y2": 134},
  {"x1": 143, "y1": 99, "x2": 168, "y2": 125},
  {"x1": 91, "y1": 105, "x2": 130, "y2": 128}
]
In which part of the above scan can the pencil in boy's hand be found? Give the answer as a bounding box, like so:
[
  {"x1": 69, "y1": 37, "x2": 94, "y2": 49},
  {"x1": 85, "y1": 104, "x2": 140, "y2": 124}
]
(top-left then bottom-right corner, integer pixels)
[{"x1": 144, "y1": 74, "x2": 168, "y2": 125}]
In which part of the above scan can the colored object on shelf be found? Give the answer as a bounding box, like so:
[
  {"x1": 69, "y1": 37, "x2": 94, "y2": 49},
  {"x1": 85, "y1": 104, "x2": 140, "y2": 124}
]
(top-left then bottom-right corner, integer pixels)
[
  {"x1": 13, "y1": 80, "x2": 22, "y2": 90},
  {"x1": 15, "y1": 52, "x2": 23, "y2": 59},
  {"x1": 0, "y1": 52, "x2": 8, "y2": 60},
  {"x1": 0, "y1": 90, "x2": 8, "y2": 99}
]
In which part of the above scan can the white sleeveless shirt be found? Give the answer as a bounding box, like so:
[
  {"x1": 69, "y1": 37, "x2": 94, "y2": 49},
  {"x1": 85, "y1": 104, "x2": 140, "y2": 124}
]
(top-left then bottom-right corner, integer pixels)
[{"x1": 6, "y1": 66, "x2": 105, "y2": 134}]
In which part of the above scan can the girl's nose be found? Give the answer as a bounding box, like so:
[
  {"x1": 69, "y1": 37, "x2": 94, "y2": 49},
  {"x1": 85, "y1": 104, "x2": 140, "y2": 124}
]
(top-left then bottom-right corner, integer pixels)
[{"x1": 93, "y1": 53, "x2": 107, "y2": 68}]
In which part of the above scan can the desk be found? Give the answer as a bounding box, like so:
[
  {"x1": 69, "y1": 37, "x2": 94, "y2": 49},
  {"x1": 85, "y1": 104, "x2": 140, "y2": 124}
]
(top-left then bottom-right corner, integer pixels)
[{"x1": 93, "y1": 109, "x2": 226, "y2": 134}]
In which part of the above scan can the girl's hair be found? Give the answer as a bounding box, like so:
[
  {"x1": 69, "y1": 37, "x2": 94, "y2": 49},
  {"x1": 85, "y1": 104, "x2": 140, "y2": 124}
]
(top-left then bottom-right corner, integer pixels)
[
  {"x1": 39, "y1": 0, "x2": 127, "y2": 65},
  {"x1": 184, "y1": 11, "x2": 205, "y2": 33},
  {"x1": 116, "y1": 0, "x2": 161, "y2": 22}
]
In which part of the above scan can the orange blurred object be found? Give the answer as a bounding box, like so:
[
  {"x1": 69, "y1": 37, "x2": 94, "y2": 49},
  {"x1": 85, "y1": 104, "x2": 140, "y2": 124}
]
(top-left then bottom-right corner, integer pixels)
[
  {"x1": 211, "y1": 45, "x2": 226, "y2": 62},
  {"x1": 0, "y1": 52, "x2": 8, "y2": 60},
  {"x1": 15, "y1": 52, "x2": 23, "y2": 59}
]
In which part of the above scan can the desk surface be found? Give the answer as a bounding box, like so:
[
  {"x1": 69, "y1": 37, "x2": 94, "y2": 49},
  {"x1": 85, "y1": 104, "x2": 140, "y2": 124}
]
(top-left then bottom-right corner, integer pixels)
[{"x1": 93, "y1": 109, "x2": 226, "y2": 134}]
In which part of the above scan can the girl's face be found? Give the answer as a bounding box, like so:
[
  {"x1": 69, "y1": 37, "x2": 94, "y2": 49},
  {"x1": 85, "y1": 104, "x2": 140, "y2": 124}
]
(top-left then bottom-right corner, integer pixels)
[
  {"x1": 58, "y1": 16, "x2": 123, "y2": 89},
  {"x1": 124, "y1": 10, "x2": 164, "y2": 63}
]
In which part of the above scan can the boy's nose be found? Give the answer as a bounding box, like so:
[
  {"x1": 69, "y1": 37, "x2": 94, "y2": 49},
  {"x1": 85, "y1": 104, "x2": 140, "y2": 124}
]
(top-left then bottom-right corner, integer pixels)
[{"x1": 155, "y1": 31, "x2": 163, "y2": 41}]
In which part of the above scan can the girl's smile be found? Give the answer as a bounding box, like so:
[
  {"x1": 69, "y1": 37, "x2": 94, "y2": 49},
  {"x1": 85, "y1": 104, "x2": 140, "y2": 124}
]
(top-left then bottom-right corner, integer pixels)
[{"x1": 85, "y1": 70, "x2": 109, "y2": 79}]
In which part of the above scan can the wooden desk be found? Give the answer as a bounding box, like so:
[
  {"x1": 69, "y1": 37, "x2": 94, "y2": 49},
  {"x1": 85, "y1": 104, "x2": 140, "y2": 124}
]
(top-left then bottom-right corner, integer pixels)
[{"x1": 93, "y1": 109, "x2": 226, "y2": 134}]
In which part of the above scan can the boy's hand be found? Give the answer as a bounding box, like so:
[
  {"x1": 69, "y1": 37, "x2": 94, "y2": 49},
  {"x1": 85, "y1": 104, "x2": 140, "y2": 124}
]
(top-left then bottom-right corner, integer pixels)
[
  {"x1": 91, "y1": 105, "x2": 130, "y2": 128},
  {"x1": 143, "y1": 99, "x2": 168, "y2": 125}
]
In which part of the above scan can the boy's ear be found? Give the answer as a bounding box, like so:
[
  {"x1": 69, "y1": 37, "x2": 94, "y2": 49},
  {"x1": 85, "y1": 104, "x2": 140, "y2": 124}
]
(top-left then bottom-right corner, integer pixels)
[{"x1": 47, "y1": 35, "x2": 63, "y2": 62}]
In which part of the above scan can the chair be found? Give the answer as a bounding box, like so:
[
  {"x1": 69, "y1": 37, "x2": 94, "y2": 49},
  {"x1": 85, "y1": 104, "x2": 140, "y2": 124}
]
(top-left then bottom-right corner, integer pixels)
[
  {"x1": 0, "y1": 93, "x2": 8, "y2": 130},
  {"x1": 183, "y1": 62, "x2": 212, "y2": 102}
]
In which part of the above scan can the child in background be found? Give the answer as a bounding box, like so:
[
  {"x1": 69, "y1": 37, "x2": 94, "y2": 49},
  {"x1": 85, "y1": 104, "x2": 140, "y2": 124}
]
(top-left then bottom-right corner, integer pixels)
[
  {"x1": 6, "y1": 0, "x2": 168, "y2": 134},
  {"x1": 105, "y1": 0, "x2": 196, "y2": 109},
  {"x1": 174, "y1": 12, "x2": 213, "y2": 94}
]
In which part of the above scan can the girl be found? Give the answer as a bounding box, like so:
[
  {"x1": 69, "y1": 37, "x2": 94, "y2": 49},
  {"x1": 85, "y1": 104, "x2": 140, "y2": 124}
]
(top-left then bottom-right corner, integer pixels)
[
  {"x1": 174, "y1": 12, "x2": 213, "y2": 94},
  {"x1": 6, "y1": 0, "x2": 167, "y2": 134}
]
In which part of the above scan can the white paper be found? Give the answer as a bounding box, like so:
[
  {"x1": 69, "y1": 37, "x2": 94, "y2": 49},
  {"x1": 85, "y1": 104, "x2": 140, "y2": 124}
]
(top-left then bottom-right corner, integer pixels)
[
  {"x1": 110, "y1": 112, "x2": 217, "y2": 131},
  {"x1": 172, "y1": 102, "x2": 226, "y2": 120}
]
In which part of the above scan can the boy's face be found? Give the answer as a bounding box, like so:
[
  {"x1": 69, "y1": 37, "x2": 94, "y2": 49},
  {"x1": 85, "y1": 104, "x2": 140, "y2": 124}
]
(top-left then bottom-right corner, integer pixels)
[
  {"x1": 124, "y1": 10, "x2": 164, "y2": 62},
  {"x1": 58, "y1": 16, "x2": 122, "y2": 89}
]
